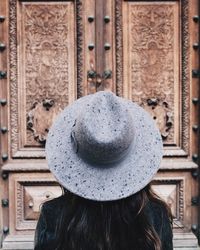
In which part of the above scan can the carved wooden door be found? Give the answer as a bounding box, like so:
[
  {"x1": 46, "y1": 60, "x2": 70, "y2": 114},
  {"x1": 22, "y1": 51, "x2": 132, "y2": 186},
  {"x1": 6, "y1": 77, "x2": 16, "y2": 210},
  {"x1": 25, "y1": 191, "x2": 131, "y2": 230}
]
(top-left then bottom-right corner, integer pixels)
[
  {"x1": 117, "y1": 1, "x2": 200, "y2": 248},
  {"x1": 0, "y1": 0, "x2": 199, "y2": 249}
]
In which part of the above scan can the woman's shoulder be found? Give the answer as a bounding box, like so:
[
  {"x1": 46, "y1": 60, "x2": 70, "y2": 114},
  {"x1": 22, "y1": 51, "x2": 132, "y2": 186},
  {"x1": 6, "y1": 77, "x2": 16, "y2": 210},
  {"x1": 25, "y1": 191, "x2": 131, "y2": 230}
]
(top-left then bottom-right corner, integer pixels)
[
  {"x1": 145, "y1": 199, "x2": 173, "y2": 236},
  {"x1": 146, "y1": 199, "x2": 171, "y2": 220},
  {"x1": 147, "y1": 199, "x2": 173, "y2": 249},
  {"x1": 146, "y1": 199, "x2": 170, "y2": 216}
]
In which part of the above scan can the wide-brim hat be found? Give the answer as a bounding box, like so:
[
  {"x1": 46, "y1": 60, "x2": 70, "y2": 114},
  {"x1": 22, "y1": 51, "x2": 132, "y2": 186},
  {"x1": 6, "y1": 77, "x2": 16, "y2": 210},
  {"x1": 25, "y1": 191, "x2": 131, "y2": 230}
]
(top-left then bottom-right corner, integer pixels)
[{"x1": 46, "y1": 91, "x2": 163, "y2": 201}]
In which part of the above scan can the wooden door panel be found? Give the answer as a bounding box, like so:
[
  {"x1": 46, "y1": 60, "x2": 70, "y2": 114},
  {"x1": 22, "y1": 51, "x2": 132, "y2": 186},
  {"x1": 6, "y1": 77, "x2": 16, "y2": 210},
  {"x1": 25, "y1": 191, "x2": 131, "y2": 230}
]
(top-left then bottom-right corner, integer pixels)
[
  {"x1": 153, "y1": 170, "x2": 197, "y2": 238},
  {"x1": 152, "y1": 173, "x2": 190, "y2": 231},
  {"x1": 0, "y1": 0, "x2": 199, "y2": 249},
  {"x1": 10, "y1": 0, "x2": 76, "y2": 159},
  {"x1": 7, "y1": 172, "x2": 191, "y2": 232},
  {"x1": 9, "y1": 172, "x2": 62, "y2": 234},
  {"x1": 5, "y1": 171, "x2": 194, "y2": 248},
  {"x1": 121, "y1": 0, "x2": 189, "y2": 157},
  {"x1": 115, "y1": 1, "x2": 199, "y2": 246}
]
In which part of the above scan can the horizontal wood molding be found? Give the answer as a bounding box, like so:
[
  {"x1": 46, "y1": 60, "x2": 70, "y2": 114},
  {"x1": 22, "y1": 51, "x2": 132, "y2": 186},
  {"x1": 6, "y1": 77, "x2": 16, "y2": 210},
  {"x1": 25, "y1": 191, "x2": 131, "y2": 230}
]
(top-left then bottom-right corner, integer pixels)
[{"x1": 2, "y1": 159, "x2": 198, "y2": 172}]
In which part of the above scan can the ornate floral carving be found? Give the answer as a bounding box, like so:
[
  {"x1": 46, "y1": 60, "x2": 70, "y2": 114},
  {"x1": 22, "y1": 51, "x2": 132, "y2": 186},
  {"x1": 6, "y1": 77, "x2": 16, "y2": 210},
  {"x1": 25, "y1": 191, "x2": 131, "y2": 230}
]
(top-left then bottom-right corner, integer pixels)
[
  {"x1": 116, "y1": 1, "x2": 190, "y2": 153},
  {"x1": 9, "y1": 0, "x2": 190, "y2": 155},
  {"x1": 130, "y1": 5, "x2": 175, "y2": 142},
  {"x1": 23, "y1": 4, "x2": 70, "y2": 145},
  {"x1": 9, "y1": 1, "x2": 82, "y2": 157}
]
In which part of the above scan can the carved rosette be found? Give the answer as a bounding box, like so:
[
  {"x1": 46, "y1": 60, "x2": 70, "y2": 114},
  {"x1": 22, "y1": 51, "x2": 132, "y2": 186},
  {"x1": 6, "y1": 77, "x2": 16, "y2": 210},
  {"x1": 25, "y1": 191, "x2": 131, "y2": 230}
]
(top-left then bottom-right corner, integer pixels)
[
  {"x1": 23, "y1": 5, "x2": 70, "y2": 145},
  {"x1": 129, "y1": 5, "x2": 177, "y2": 143}
]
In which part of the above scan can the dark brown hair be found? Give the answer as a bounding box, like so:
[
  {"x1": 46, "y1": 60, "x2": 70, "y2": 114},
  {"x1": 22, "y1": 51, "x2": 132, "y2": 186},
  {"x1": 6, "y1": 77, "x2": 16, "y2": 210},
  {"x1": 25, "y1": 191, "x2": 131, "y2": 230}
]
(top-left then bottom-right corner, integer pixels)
[{"x1": 36, "y1": 184, "x2": 172, "y2": 250}]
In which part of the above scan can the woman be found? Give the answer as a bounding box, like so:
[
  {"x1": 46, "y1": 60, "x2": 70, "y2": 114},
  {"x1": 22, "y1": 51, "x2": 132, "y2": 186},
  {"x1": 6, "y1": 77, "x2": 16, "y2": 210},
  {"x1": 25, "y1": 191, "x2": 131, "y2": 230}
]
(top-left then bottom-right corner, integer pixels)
[{"x1": 34, "y1": 91, "x2": 173, "y2": 250}]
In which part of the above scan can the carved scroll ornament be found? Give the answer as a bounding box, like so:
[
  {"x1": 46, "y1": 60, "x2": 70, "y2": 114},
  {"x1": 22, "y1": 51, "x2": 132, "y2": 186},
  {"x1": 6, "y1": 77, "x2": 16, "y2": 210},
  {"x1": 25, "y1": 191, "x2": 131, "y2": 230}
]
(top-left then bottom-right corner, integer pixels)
[
  {"x1": 27, "y1": 99, "x2": 62, "y2": 144},
  {"x1": 144, "y1": 98, "x2": 173, "y2": 140}
]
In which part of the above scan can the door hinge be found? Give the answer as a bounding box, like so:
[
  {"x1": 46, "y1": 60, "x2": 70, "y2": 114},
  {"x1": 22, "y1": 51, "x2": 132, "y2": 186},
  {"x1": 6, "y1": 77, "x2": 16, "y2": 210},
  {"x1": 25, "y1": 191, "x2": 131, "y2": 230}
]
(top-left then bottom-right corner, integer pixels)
[{"x1": 191, "y1": 196, "x2": 200, "y2": 206}]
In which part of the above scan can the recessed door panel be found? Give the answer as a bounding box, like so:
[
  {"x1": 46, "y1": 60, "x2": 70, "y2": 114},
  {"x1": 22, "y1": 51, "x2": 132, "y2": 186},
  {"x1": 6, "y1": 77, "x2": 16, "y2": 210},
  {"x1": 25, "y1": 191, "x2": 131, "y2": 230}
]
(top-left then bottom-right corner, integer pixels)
[
  {"x1": 10, "y1": 0, "x2": 76, "y2": 159},
  {"x1": 121, "y1": 1, "x2": 189, "y2": 157}
]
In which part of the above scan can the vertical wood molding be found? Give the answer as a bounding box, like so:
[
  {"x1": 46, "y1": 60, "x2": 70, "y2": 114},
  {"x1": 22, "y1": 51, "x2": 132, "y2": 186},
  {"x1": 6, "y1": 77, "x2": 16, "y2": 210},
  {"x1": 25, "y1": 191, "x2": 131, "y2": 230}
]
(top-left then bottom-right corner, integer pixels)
[
  {"x1": 16, "y1": 181, "x2": 24, "y2": 230},
  {"x1": 181, "y1": 0, "x2": 190, "y2": 154},
  {"x1": 0, "y1": 0, "x2": 9, "y2": 244},
  {"x1": 9, "y1": 0, "x2": 18, "y2": 155},
  {"x1": 115, "y1": 0, "x2": 123, "y2": 97},
  {"x1": 179, "y1": 179, "x2": 184, "y2": 223},
  {"x1": 76, "y1": 0, "x2": 84, "y2": 98}
]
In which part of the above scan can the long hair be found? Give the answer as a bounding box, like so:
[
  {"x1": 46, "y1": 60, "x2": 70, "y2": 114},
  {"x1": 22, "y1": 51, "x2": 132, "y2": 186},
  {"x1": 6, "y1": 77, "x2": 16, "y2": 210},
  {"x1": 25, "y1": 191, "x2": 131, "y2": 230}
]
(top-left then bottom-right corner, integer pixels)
[{"x1": 37, "y1": 184, "x2": 172, "y2": 250}]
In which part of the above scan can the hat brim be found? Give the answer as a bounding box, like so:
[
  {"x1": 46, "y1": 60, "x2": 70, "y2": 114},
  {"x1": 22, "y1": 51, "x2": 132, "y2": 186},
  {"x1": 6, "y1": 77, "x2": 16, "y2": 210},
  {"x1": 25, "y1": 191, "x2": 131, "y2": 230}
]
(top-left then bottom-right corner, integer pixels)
[{"x1": 46, "y1": 94, "x2": 163, "y2": 201}]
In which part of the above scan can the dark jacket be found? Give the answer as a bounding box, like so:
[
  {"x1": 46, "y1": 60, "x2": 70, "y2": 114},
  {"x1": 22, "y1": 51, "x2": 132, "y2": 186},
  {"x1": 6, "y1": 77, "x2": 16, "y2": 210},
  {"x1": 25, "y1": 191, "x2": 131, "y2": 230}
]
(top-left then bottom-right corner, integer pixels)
[{"x1": 34, "y1": 195, "x2": 173, "y2": 250}]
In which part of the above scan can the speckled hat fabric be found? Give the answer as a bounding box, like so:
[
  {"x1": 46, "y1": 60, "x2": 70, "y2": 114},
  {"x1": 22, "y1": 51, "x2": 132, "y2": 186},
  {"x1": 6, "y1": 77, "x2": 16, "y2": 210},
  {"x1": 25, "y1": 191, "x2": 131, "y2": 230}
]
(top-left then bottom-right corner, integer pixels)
[{"x1": 46, "y1": 91, "x2": 163, "y2": 201}]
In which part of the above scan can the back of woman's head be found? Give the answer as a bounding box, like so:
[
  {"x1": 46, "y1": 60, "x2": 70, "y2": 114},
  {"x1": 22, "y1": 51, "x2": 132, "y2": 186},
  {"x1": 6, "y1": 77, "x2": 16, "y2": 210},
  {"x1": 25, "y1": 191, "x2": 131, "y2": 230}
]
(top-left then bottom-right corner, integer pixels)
[
  {"x1": 43, "y1": 92, "x2": 170, "y2": 250},
  {"x1": 52, "y1": 185, "x2": 168, "y2": 250}
]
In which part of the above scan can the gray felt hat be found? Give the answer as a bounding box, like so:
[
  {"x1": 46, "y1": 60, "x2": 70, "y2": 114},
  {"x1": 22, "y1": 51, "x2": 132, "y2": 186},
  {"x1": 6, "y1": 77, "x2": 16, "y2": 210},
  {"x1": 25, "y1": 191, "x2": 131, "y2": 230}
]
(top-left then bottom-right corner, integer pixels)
[{"x1": 46, "y1": 91, "x2": 163, "y2": 201}]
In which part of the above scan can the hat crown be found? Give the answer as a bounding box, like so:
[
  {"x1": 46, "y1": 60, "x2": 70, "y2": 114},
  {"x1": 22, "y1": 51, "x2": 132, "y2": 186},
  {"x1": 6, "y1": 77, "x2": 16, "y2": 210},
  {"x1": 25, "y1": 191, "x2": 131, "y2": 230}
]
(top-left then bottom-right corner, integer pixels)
[{"x1": 72, "y1": 92, "x2": 134, "y2": 165}]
